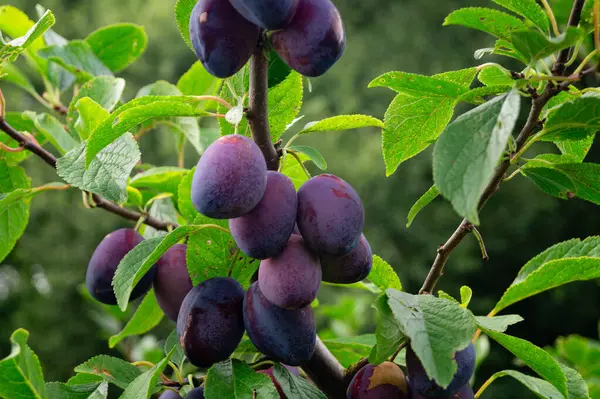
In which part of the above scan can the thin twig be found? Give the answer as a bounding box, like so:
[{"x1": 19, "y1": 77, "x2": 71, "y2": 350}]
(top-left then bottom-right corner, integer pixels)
[
  {"x1": 194, "y1": 95, "x2": 233, "y2": 109},
  {"x1": 0, "y1": 141, "x2": 24, "y2": 152},
  {"x1": 540, "y1": 0, "x2": 561, "y2": 36},
  {"x1": 553, "y1": 0, "x2": 587, "y2": 76},
  {"x1": 471, "y1": 226, "x2": 489, "y2": 261}
]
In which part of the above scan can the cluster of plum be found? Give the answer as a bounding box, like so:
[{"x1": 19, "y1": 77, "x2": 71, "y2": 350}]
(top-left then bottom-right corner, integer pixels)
[
  {"x1": 348, "y1": 344, "x2": 476, "y2": 399},
  {"x1": 189, "y1": 0, "x2": 346, "y2": 78}
]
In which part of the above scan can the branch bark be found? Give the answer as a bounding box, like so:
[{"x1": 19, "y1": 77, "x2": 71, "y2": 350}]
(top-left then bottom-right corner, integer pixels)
[{"x1": 553, "y1": 0, "x2": 587, "y2": 76}]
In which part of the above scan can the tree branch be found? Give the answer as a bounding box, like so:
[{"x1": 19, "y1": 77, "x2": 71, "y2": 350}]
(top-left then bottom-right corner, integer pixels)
[
  {"x1": 302, "y1": 338, "x2": 347, "y2": 398},
  {"x1": 0, "y1": 117, "x2": 176, "y2": 231},
  {"x1": 553, "y1": 0, "x2": 587, "y2": 76}
]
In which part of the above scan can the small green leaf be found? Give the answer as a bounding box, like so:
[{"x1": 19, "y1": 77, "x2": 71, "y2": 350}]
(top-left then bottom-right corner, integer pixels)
[
  {"x1": 218, "y1": 66, "x2": 250, "y2": 137},
  {"x1": 1, "y1": 112, "x2": 37, "y2": 165},
  {"x1": 0, "y1": 8, "x2": 54, "y2": 65},
  {"x1": 555, "y1": 135, "x2": 594, "y2": 162},
  {"x1": 288, "y1": 145, "x2": 327, "y2": 170},
  {"x1": 484, "y1": 370, "x2": 566, "y2": 399},
  {"x1": 46, "y1": 381, "x2": 108, "y2": 399},
  {"x1": 406, "y1": 185, "x2": 439, "y2": 228},
  {"x1": 0, "y1": 330, "x2": 42, "y2": 399},
  {"x1": 75, "y1": 98, "x2": 110, "y2": 140},
  {"x1": 433, "y1": 67, "x2": 478, "y2": 89},
  {"x1": 369, "y1": 295, "x2": 405, "y2": 364},
  {"x1": 273, "y1": 364, "x2": 327, "y2": 399},
  {"x1": 143, "y1": 197, "x2": 179, "y2": 239},
  {"x1": 511, "y1": 27, "x2": 584, "y2": 63},
  {"x1": 10, "y1": 329, "x2": 46, "y2": 398},
  {"x1": 0, "y1": 161, "x2": 31, "y2": 263},
  {"x1": 85, "y1": 24, "x2": 147, "y2": 73},
  {"x1": 24, "y1": 111, "x2": 78, "y2": 154},
  {"x1": 322, "y1": 335, "x2": 376, "y2": 368},
  {"x1": 367, "y1": 255, "x2": 402, "y2": 291},
  {"x1": 459, "y1": 286, "x2": 472, "y2": 307},
  {"x1": 369, "y1": 71, "x2": 468, "y2": 97},
  {"x1": 119, "y1": 348, "x2": 174, "y2": 399},
  {"x1": 74, "y1": 355, "x2": 141, "y2": 390},
  {"x1": 1, "y1": 63, "x2": 38, "y2": 96},
  {"x1": 205, "y1": 359, "x2": 279, "y2": 399},
  {"x1": 491, "y1": 0, "x2": 549, "y2": 31},
  {"x1": 478, "y1": 64, "x2": 513, "y2": 86},
  {"x1": 130, "y1": 167, "x2": 188, "y2": 198},
  {"x1": 300, "y1": 114, "x2": 384, "y2": 134},
  {"x1": 458, "y1": 85, "x2": 513, "y2": 104},
  {"x1": 542, "y1": 95, "x2": 600, "y2": 141},
  {"x1": 474, "y1": 315, "x2": 523, "y2": 332},
  {"x1": 164, "y1": 329, "x2": 185, "y2": 366},
  {"x1": 433, "y1": 90, "x2": 521, "y2": 224},
  {"x1": 38, "y1": 40, "x2": 112, "y2": 83},
  {"x1": 108, "y1": 290, "x2": 164, "y2": 348},
  {"x1": 177, "y1": 61, "x2": 221, "y2": 97},
  {"x1": 268, "y1": 71, "x2": 303, "y2": 141},
  {"x1": 177, "y1": 168, "x2": 198, "y2": 222},
  {"x1": 174, "y1": 0, "x2": 196, "y2": 51},
  {"x1": 444, "y1": 8, "x2": 527, "y2": 39},
  {"x1": 522, "y1": 166, "x2": 577, "y2": 200},
  {"x1": 281, "y1": 152, "x2": 310, "y2": 190}
]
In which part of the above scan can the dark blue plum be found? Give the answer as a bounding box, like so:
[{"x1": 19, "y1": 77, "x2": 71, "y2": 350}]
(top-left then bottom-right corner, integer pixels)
[
  {"x1": 159, "y1": 390, "x2": 182, "y2": 399},
  {"x1": 229, "y1": 0, "x2": 299, "y2": 29},
  {"x1": 320, "y1": 233, "x2": 372, "y2": 284},
  {"x1": 229, "y1": 171, "x2": 297, "y2": 259},
  {"x1": 271, "y1": 0, "x2": 345, "y2": 77},
  {"x1": 177, "y1": 277, "x2": 245, "y2": 368},
  {"x1": 154, "y1": 244, "x2": 193, "y2": 321},
  {"x1": 297, "y1": 174, "x2": 364, "y2": 256},
  {"x1": 189, "y1": 0, "x2": 260, "y2": 78},
  {"x1": 258, "y1": 234, "x2": 321, "y2": 309},
  {"x1": 86, "y1": 228, "x2": 156, "y2": 305},
  {"x1": 243, "y1": 282, "x2": 316, "y2": 366},
  {"x1": 184, "y1": 387, "x2": 205, "y2": 399},
  {"x1": 406, "y1": 344, "x2": 476, "y2": 398},
  {"x1": 347, "y1": 362, "x2": 410, "y2": 398},
  {"x1": 409, "y1": 382, "x2": 474, "y2": 399},
  {"x1": 191, "y1": 135, "x2": 267, "y2": 219}
]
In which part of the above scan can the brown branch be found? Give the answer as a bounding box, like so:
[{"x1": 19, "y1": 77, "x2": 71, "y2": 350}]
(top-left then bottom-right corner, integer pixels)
[
  {"x1": 301, "y1": 338, "x2": 347, "y2": 398},
  {"x1": 0, "y1": 118, "x2": 175, "y2": 232},
  {"x1": 553, "y1": 0, "x2": 587, "y2": 76}
]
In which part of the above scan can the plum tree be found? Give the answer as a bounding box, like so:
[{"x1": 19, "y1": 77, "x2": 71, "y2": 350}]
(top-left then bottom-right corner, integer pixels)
[
  {"x1": 191, "y1": 135, "x2": 267, "y2": 219},
  {"x1": 158, "y1": 390, "x2": 182, "y2": 399},
  {"x1": 271, "y1": 0, "x2": 345, "y2": 77},
  {"x1": 184, "y1": 387, "x2": 205, "y2": 399},
  {"x1": 229, "y1": 171, "x2": 298, "y2": 259},
  {"x1": 258, "y1": 234, "x2": 321, "y2": 309},
  {"x1": 406, "y1": 343, "x2": 476, "y2": 397},
  {"x1": 243, "y1": 282, "x2": 316, "y2": 366},
  {"x1": 347, "y1": 362, "x2": 410, "y2": 398},
  {"x1": 229, "y1": 0, "x2": 298, "y2": 30},
  {"x1": 153, "y1": 244, "x2": 193, "y2": 321},
  {"x1": 320, "y1": 233, "x2": 372, "y2": 284},
  {"x1": 189, "y1": 0, "x2": 260, "y2": 78},
  {"x1": 86, "y1": 228, "x2": 155, "y2": 305},
  {"x1": 177, "y1": 277, "x2": 245, "y2": 368},
  {"x1": 297, "y1": 174, "x2": 364, "y2": 255}
]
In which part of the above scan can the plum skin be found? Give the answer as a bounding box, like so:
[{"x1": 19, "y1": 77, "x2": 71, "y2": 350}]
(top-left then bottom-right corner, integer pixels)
[
  {"x1": 409, "y1": 382, "x2": 474, "y2": 399},
  {"x1": 320, "y1": 233, "x2": 372, "y2": 284},
  {"x1": 86, "y1": 228, "x2": 156, "y2": 305},
  {"x1": 297, "y1": 174, "x2": 364, "y2": 256},
  {"x1": 243, "y1": 282, "x2": 316, "y2": 366},
  {"x1": 258, "y1": 234, "x2": 321, "y2": 309},
  {"x1": 153, "y1": 244, "x2": 193, "y2": 322},
  {"x1": 229, "y1": 0, "x2": 299, "y2": 30},
  {"x1": 347, "y1": 362, "x2": 409, "y2": 398},
  {"x1": 189, "y1": 0, "x2": 260, "y2": 78},
  {"x1": 184, "y1": 387, "x2": 204, "y2": 399},
  {"x1": 158, "y1": 390, "x2": 182, "y2": 399},
  {"x1": 406, "y1": 343, "x2": 476, "y2": 398},
  {"x1": 191, "y1": 135, "x2": 267, "y2": 219},
  {"x1": 177, "y1": 277, "x2": 245, "y2": 368},
  {"x1": 229, "y1": 171, "x2": 298, "y2": 260},
  {"x1": 271, "y1": 0, "x2": 345, "y2": 77}
]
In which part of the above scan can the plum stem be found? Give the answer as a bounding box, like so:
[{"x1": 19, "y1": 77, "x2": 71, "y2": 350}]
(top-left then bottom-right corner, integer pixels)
[
  {"x1": 302, "y1": 337, "x2": 347, "y2": 398},
  {"x1": 247, "y1": 42, "x2": 280, "y2": 171}
]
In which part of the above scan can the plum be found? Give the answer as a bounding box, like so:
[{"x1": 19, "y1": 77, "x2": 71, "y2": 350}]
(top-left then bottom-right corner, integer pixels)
[
  {"x1": 271, "y1": 0, "x2": 345, "y2": 77},
  {"x1": 86, "y1": 228, "x2": 156, "y2": 305},
  {"x1": 409, "y1": 383, "x2": 474, "y2": 399},
  {"x1": 320, "y1": 233, "x2": 372, "y2": 284},
  {"x1": 406, "y1": 344, "x2": 476, "y2": 398},
  {"x1": 297, "y1": 174, "x2": 364, "y2": 256},
  {"x1": 258, "y1": 234, "x2": 321, "y2": 309},
  {"x1": 189, "y1": 0, "x2": 260, "y2": 78},
  {"x1": 229, "y1": 171, "x2": 297, "y2": 259},
  {"x1": 153, "y1": 244, "x2": 193, "y2": 321},
  {"x1": 191, "y1": 135, "x2": 267, "y2": 219},
  {"x1": 159, "y1": 391, "x2": 182, "y2": 399},
  {"x1": 184, "y1": 387, "x2": 204, "y2": 399},
  {"x1": 177, "y1": 277, "x2": 245, "y2": 368},
  {"x1": 243, "y1": 282, "x2": 316, "y2": 365},
  {"x1": 229, "y1": 0, "x2": 298, "y2": 30},
  {"x1": 347, "y1": 362, "x2": 409, "y2": 398}
]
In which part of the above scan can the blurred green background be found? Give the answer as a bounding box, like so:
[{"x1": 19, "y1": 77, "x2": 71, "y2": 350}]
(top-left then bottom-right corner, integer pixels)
[{"x1": 1, "y1": 0, "x2": 599, "y2": 398}]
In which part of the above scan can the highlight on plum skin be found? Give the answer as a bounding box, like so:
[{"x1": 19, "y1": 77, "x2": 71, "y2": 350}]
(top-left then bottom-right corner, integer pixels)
[
  {"x1": 347, "y1": 361, "x2": 410, "y2": 399},
  {"x1": 158, "y1": 390, "x2": 182, "y2": 399},
  {"x1": 189, "y1": 0, "x2": 260, "y2": 78},
  {"x1": 177, "y1": 277, "x2": 245, "y2": 368},
  {"x1": 243, "y1": 282, "x2": 316, "y2": 366},
  {"x1": 229, "y1": 171, "x2": 298, "y2": 260},
  {"x1": 183, "y1": 387, "x2": 205, "y2": 399},
  {"x1": 153, "y1": 244, "x2": 193, "y2": 322},
  {"x1": 191, "y1": 134, "x2": 267, "y2": 219},
  {"x1": 258, "y1": 234, "x2": 321, "y2": 309},
  {"x1": 229, "y1": 0, "x2": 299, "y2": 30},
  {"x1": 320, "y1": 233, "x2": 372, "y2": 284}
]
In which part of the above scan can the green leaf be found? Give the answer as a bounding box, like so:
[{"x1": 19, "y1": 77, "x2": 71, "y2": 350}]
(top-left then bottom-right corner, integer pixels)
[
  {"x1": 367, "y1": 255, "x2": 402, "y2": 291},
  {"x1": 119, "y1": 348, "x2": 174, "y2": 399},
  {"x1": 406, "y1": 185, "x2": 439, "y2": 228},
  {"x1": 66, "y1": 374, "x2": 103, "y2": 387},
  {"x1": 561, "y1": 363, "x2": 591, "y2": 399},
  {"x1": 368, "y1": 71, "x2": 468, "y2": 97},
  {"x1": 485, "y1": 370, "x2": 566, "y2": 399},
  {"x1": 288, "y1": 145, "x2": 327, "y2": 170},
  {"x1": 0, "y1": 329, "x2": 44, "y2": 399},
  {"x1": 217, "y1": 65, "x2": 250, "y2": 136},
  {"x1": 38, "y1": 40, "x2": 112, "y2": 83},
  {"x1": 492, "y1": 0, "x2": 549, "y2": 31},
  {"x1": 0, "y1": 161, "x2": 31, "y2": 263},
  {"x1": 433, "y1": 67, "x2": 479, "y2": 89},
  {"x1": 478, "y1": 64, "x2": 513, "y2": 86},
  {"x1": 0, "y1": 113, "x2": 37, "y2": 165},
  {"x1": 1, "y1": 63, "x2": 38, "y2": 96},
  {"x1": 74, "y1": 355, "x2": 141, "y2": 389},
  {"x1": 382, "y1": 94, "x2": 456, "y2": 175},
  {"x1": 551, "y1": 163, "x2": 600, "y2": 205},
  {"x1": 143, "y1": 197, "x2": 179, "y2": 239},
  {"x1": 522, "y1": 166, "x2": 577, "y2": 200},
  {"x1": 542, "y1": 95, "x2": 600, "y2": 141},
  {"x1": 75, "y1": 98, "x2": 110, "y2": 140},
  {"x1": 281, "y1": 152, "x2": 310, "y2": 190},
  {"x1": 460, "y1": 286, "x2": 472, "y2": 307},
  {"x1": 443, "y1": 8, "x2": 527, "y2": 39},
  {"x1": 0, "y1": 6, "x2": 48, "y2": 73},
  {"x1": 268, "y1": 71, "x2": 303, "y2": 141},
  {"x1": 299, "y1": 114, "x2": 384, "y2": 135},
  {"x1": 555, "y1": 335, "x2": 600, "y2": 379},
  {"x1": 511, "y1": 27, "x2": 584, "y2": 63},
  {"x1": 108, "y1": 290, "x2": 164, "y2": 348},
  {"x1": 57, "y1": 134, "x2": 140, "y2": 203},
  {"x1": 458, "y1": 85, "x2": 513, "y2": 104},
  {"x1": 130, "y1": 167, "x2": 188, "y2": 197},
  {"x1": 555, "y1": 135, "x2": 594, "y2": 162},
  {"x1": 177, "y1": 61, "x2": 221, "y2": 97},
  {"x1": 0, "y1": 183, "x2": 66, "y2": 214},
  {"x1": 484, "y1": 331, "x2": 568, "y2": 397},
  {"x1": 24, "y1": 111, "x2": 78, "y2": 154},
  {"x1": 164, "y1": 329, "x2": 185, "y2": 366},
  {"x1": 322, "y1": 335, "x2": 376, "y2": 368},
  {"x1": 177, "y1": 167, "x2": 199, "y2": 222},
  {"x1": 85, "y1": 24, "x2": 147, "y2": 73},
  {"x1": 474, "y1": 315, "x2": 523, "y2": 332},
  {"x1": 46, "y1": 381, "x2": 108, "y2": 399},
  {"x1": 273, "y1": 364, "x2": 327, "y2": 399},
  {"x1": 369, "y1": 295, "x2": 405, "y2": 364},
  {"x1": 493, "y1": 237, "x2": 600, "y2": 313},
  {"x1": 385, "y1": 290, "x2": 477, "y2": 388},
  {"x1": 433, "y1": 90, "x2": 521, "y2": 224},
  {"x1": 0, "y1": 8, "x2": 54, "y2": 65},
  {"x1": 174, "y1": 0, "x2": 196, "y2": 51},
  {"x1": 205, "y1": 359, "x2": 279, "y2": 399}
]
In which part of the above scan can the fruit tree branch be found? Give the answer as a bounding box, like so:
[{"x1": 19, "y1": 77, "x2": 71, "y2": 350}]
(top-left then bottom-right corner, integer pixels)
[
  {"x1": 0, "y1": 116, "x2": 175, "y2": 232},
  {"x1": 302, "y1": 337, "x2": 347, "y2": 398},
  {"x1": 553, "y1": 0, "x2": 586, "y2": 76}
]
